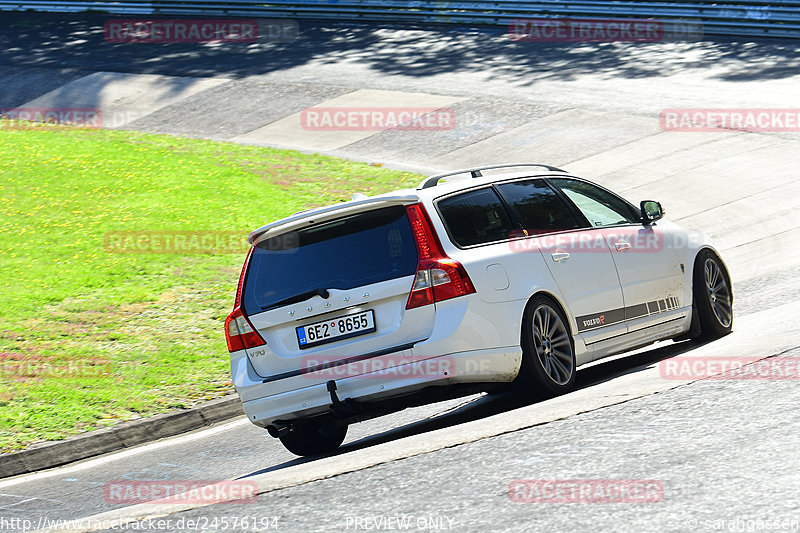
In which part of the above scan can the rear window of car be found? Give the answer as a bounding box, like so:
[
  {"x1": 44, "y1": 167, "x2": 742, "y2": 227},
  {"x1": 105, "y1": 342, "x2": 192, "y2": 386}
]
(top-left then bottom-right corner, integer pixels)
[
  {"x1": 242, "y1": 206, "x2": 418, "y2": 314},
  {"x1": 437, "y1": 187, "x2": 515, "y2": 247}
]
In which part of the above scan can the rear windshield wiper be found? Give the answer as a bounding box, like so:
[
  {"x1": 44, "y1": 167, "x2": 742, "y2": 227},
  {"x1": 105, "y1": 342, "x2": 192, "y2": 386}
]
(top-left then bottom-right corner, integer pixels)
[{"x1": 261, "y1": 288, "x2": 331, "y2": 310}]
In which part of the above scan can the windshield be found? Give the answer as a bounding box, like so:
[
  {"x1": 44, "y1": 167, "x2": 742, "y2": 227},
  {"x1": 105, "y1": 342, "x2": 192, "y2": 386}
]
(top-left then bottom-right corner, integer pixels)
[{"x1": 242, "y1": 206, "x2": 418, "y2": 315}]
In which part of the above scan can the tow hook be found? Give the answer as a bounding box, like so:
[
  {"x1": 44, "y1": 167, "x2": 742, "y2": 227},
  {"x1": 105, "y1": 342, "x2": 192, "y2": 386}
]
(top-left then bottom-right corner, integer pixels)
[
  {"x1": 326, "y1": 380, "x2": 346, "y2": 415},
  {"x1": 326, "y1": 380, "x2": 365, "y2": 417}
]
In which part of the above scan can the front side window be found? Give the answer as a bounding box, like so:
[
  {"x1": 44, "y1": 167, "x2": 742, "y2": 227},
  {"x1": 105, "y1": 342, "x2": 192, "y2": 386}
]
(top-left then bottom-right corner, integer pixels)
[
  {"x1": 437, "y1": 188, "x2": 515, "y2": 247},
  {"x1": 495, "y1": 179, "x2": 580, "y2": 234},
  {"x1": 549, "y1": 178, "x2": 641, "y2": 227}
]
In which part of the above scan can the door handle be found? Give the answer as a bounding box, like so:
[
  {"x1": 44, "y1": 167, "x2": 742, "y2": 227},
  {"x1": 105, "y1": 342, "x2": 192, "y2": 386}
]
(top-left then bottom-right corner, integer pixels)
[
  {"x1": 551, "y1": 251, "x2": 570, "y2": 262},
  {"x1": 614, "y1": 241, "x2": 631, "y2": 251}
]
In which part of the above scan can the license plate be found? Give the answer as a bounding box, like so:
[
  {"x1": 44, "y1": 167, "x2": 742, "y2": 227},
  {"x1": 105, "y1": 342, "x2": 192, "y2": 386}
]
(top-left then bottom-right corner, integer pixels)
[{"x1": 296, "y1": 310, "x2": 376, "y2": 349}]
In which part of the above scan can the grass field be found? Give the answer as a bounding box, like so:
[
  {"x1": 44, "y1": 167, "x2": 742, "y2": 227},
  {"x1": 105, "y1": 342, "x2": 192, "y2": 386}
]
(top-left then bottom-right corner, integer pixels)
[{"x1": 0, "y1": 122, "x2": 422, "y2": 452}]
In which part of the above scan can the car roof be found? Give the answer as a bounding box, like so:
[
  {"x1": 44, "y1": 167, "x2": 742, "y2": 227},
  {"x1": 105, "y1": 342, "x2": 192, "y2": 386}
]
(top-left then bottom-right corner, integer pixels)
[
  {"x1": 247, "y1": 164, "x2": 615, "y2": 243},
  {"x1": 415, "y1": 167, "x2": 571, "y2": 200}
]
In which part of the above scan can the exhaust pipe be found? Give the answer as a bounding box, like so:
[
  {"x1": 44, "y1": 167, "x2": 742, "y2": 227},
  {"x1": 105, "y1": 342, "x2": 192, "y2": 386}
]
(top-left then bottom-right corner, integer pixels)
[{"x1": 266, "y1": 424, "x2": 290, "y2": 438}]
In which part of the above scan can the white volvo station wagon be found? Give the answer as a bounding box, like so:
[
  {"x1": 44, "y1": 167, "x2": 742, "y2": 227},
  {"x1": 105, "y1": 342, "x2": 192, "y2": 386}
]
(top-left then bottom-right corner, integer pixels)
[{"x1": 225, "y1": 164, "x2": 733, "y2": 455}]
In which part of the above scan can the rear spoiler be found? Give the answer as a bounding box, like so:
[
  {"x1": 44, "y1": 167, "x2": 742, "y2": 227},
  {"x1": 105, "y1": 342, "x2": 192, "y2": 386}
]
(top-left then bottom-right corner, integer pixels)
[{"x1": 248, "y1": 193, "x2": 420, "y2": 245}]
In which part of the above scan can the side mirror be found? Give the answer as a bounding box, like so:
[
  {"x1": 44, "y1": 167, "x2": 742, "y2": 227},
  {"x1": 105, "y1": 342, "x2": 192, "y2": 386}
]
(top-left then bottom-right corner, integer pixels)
[{"x1": 640, "y1": 200, "x2": 664, "y2": 225}]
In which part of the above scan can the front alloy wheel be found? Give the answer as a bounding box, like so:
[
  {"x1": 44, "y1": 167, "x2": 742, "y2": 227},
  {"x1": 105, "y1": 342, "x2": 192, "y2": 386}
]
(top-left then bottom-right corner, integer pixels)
[
  {"x1": 704, "y1": 257, "x2": 732, "y2": 329},
  {"x1": 691, "y1": 249, "x2": 733, "y2": 340}
]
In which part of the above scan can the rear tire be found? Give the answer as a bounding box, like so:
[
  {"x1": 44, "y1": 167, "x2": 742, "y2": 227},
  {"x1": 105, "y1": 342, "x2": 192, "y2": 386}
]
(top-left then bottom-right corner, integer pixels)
[
  {"x1": 691, "y1": 249, "x2": 733, "y2": 341},
  {"x1": 279, "y1": 419, "x2": 347, "y2": 456},
  {"x1": 515, "y1": 295, "x2": 576, "y2": 399}
]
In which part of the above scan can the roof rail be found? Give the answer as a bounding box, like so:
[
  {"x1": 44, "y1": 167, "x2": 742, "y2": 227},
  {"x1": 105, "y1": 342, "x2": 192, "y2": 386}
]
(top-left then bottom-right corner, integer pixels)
[{"x1": 418, "y1": 163, "x2": 566, "y2": 189}]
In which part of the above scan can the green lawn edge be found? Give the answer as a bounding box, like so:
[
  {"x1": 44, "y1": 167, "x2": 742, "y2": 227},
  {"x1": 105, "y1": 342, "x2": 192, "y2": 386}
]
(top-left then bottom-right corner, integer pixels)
[{"x1": 0, "y1": 124, "x2": 422, "y2": 452}]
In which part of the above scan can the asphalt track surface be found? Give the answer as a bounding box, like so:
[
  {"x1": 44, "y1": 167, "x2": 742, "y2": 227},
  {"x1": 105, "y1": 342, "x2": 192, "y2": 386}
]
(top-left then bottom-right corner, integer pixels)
[{"x1": 1, "y1": 13, "x2": 799, "y2": 533}]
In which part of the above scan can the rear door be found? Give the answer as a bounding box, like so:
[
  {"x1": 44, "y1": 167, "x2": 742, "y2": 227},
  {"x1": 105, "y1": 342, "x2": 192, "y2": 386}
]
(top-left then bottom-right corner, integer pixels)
[
  {"x1": 493, "y1": 179, "x2": 627, "y2": 345},
  {"x1": 241, "y1": 205, "x2": 433, "y2": 382}
]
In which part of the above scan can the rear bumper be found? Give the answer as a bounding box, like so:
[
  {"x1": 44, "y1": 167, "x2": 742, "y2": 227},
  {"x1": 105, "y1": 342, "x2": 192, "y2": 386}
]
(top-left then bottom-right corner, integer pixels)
[{"x1": 234, "y1": 346, "x2": 522, "y2": 428}]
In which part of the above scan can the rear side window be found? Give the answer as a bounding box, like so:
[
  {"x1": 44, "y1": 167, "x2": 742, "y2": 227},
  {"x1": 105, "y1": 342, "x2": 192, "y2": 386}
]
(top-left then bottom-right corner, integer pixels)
[
  {"x1": 495, "y1": 179, "x2": 581, "y2": 234},
  {"x1": 242, "y1": 206, "x2": 418, "y2": 314},
  {"x1": 437, "y1": 188, "x2": 515, "y2": 247}
]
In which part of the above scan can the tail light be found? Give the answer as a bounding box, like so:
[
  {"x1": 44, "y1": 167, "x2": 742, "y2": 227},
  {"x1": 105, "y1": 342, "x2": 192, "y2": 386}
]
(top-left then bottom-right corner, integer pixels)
[
  {"x1": 405, "y1": 203, "x2": 475, "y2": 310},
  {"x1": 225, "y1": 308, "x2": 266, "y2": 352},
  {"x1": 225, "y1": 246, "x2": 266, "y2": 352}
]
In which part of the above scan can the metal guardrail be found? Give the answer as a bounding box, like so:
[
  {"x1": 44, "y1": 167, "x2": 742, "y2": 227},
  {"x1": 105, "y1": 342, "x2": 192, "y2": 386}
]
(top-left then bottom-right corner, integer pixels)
[{"x1": 1, "y1": 1, "x2": 799, "y2": 39}]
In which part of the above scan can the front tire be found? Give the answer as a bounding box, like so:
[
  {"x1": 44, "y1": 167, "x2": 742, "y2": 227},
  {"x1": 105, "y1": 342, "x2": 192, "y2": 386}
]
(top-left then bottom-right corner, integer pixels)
[
  {"x1": 279, "y1": 419, "x2": 347, "y2": 456},
  {"x1": 691, "y1": 249, "x2": 733, "y2": 341},
  {"x1": 515, "y1": 295, "x2": 576, "y2": 399}
]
